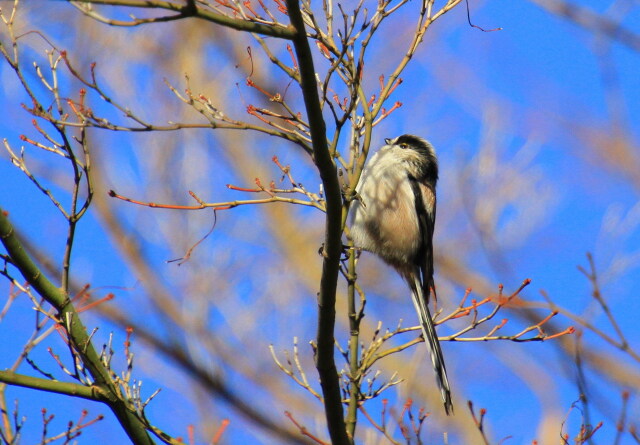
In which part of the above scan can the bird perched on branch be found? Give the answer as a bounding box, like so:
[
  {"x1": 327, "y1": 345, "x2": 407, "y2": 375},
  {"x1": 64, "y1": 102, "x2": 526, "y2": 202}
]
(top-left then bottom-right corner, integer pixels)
[{"x1": 349, "y1": 134, "x2": 453, "y2": 414}]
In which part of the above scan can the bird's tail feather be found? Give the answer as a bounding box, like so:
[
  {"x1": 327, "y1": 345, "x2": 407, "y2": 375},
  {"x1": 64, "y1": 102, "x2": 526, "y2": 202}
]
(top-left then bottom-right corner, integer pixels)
[{"x1": 410, "y1": 275, "x2": 453, "y2": 415}]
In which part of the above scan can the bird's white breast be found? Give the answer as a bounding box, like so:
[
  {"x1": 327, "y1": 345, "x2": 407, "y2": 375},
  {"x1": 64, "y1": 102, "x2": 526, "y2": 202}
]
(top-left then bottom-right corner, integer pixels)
[{"x1": 350, "y1": 148, "x2": 422, "y2": 267}]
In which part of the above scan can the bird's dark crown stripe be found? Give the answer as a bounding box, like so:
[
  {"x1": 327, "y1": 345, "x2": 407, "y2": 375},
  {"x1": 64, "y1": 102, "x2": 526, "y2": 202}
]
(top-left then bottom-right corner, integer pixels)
[{"x1": 395, "y1": 134, "x2": 427, "y2": 148}]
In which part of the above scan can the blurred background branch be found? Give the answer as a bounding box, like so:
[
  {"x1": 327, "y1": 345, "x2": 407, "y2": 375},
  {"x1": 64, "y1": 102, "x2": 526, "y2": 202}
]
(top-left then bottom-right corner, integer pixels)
[{"x1": 1, "y1": 0, "x2": 639, "y2": 443}]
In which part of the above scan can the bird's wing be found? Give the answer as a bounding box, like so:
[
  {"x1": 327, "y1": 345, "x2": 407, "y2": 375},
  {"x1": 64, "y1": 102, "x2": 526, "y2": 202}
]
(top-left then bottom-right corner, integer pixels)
[
  {"x1": 407, "y1": 174, "x2": 452, "y2": 414},
  {"x1": 407, "y1": 175, "x2": 436, "y2": 302}
]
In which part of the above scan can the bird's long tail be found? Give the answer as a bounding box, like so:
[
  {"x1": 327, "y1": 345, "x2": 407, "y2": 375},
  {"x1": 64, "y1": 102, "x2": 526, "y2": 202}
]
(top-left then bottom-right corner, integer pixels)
[{"x1": 409, "y1": 275, "x2": 453, "y2": 415}]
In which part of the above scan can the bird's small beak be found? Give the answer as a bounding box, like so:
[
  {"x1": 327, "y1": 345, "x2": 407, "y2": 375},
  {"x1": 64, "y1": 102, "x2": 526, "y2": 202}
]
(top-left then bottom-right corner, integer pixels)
[{"x1": 384, "y1": 138, "x2": 391, "y2": 145}]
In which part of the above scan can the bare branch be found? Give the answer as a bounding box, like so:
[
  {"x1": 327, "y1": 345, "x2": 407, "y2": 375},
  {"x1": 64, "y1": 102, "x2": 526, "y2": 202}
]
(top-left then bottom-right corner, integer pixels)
[{"x1": 71, "y1": 0, "x2": 297, "y2": 39}]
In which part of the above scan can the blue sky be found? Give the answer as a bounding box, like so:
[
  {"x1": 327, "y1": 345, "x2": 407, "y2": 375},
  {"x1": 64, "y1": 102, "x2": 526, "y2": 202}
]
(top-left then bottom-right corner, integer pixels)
[{"x1": 1, "y1": 0, "x2": 639, "y2": 443}]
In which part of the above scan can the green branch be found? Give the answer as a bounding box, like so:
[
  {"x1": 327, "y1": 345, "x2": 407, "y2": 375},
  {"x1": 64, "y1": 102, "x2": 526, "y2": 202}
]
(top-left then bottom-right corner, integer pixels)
[
  {"x1": 0, "y1": 370, "x2": 107, "y2": 401},
  {"x1": 345, "y1": 247, "x2": 360, "y2": 439},
  {"x1": 0, "y1": 208, "x2": 155, "y2": 445},
  {"x1": 0, "y1": 212, "x2": 67, "y2": 308},
  {"x1": 72, "y1": 0, "x2": 296, "y2": 39},
  {"x1": 285, "y1": 1, "x2": 349, "y2": 444}
]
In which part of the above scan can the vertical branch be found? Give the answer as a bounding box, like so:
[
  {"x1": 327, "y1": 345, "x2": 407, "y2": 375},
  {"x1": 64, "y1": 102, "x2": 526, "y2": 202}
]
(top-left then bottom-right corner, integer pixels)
[
  {"x1": 345, "y1": 247, "x2": 360, "y2": 438},
  {"x1": 59, "y1": 128, "x2": 86, "y2": 294},
  {"x1": 285, "y1": 0, "x2": 348, "y2": 443}
]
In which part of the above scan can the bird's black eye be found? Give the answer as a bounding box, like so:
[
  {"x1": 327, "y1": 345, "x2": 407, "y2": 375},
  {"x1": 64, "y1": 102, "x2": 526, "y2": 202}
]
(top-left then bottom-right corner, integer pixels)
[{"x1": 400, "y1": 143, "x2": 408, "y2": 149}]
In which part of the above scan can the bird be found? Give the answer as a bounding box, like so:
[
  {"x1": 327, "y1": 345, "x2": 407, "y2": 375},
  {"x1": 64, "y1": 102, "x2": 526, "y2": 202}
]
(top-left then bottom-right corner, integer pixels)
[{"x1": 349, "y1": 134, "x2": 453, "y2": 414}]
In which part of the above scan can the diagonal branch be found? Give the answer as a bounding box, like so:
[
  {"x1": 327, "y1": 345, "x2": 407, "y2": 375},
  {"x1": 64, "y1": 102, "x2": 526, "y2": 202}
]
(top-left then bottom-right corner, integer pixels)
[
  {"x1": 0, "y1": 208, "x2": 155, "y2": 445},
  {"x1": 528, "y1": 0, "x2": 640, "y2": 52},
  {"x1": 11, "y1": 216, "x2": 314, "y2": 445}
]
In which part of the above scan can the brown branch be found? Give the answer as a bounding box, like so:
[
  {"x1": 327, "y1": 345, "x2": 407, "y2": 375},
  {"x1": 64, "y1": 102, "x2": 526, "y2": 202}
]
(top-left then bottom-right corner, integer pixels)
[
  {"x1": 468, "y1": 401, "x2": 490, "y2": 445},
  {"x1": 72, "y1": 0, "x2": 296, "y2": 39},
  {"x1": 285, "y1": 411, "x2": 329, "y2": 445},
  {"x1": 108, "y1": 188, "x2": 324, "y2": 211},
  {"x1": 540, "y1": 291, "x2": 640, "y2": 363},
  {"x1": 361, "y1": 282, "x2": 574, "y2": 370},
  {"x1": 578, "y1": 253, "x2": 629, "y2": 350},
  {"x1": 92, "y1": 304, "x2": 313, "y2": 445},
  {"x1": 285, "y1": 0, "x2": 348, "y2": 444},
  {"x1": 358, "y1": 404, "x2": 401, "y2": 445},
  {"x1": 211, "y1": 419, "x2": 230, "y2": 445}
]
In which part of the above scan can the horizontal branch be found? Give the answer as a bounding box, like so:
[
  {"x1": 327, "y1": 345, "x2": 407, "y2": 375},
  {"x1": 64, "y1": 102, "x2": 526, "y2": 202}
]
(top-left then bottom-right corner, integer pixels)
[
  {"x1": 37, "y1": 113, "x2": 312, "y2": 155},
  {"x1": 108, "y1": 189, "x2": 325, "y2": 211},
  {"x1": 71, "y1": 0, "x2": 296, "y2": 39},
  {"x1": 359, "y1": 281, "x2": 575, "y2": 370},
  {"x1": 441, "y1": 326, "x2": 576, "y2": 342},
  {"x1": 0, "y1": 370, "x2": 106, "y2": 401}
]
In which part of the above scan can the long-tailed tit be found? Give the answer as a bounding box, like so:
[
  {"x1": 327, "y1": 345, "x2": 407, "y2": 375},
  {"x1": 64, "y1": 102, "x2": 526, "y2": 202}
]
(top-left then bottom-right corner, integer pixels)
[{"x1": 349, "y1": 134, "x2": 453, "y2": 414}]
